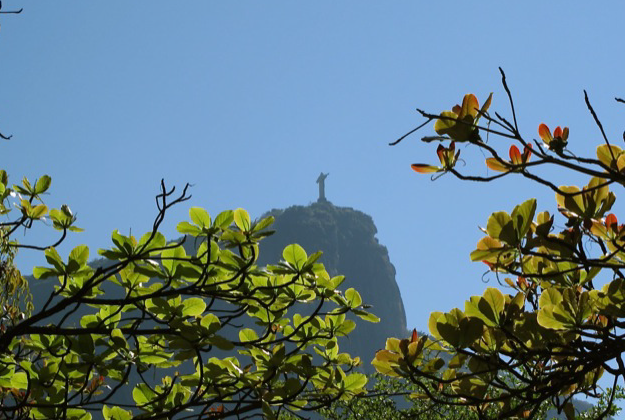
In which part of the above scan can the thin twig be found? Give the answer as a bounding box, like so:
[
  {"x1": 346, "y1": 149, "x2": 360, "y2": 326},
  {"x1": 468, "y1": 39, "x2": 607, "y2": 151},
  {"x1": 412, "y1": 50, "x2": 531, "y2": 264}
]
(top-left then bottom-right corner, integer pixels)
[
  {"x1": 499, "y1": 67, "x2": 519, "y2": 133},
  {"x1": 389, "y1": 118, "x2": 433, "y2": 145},
  {"x1": 585, "y1": 90, "x2": 615, "y2": 162}
]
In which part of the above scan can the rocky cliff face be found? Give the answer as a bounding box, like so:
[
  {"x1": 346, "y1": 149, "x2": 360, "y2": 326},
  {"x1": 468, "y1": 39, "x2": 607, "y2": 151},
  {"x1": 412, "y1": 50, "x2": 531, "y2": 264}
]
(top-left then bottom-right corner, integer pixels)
[{"x1": 259, "y1": 200, "x2": 408, "y2": 371}]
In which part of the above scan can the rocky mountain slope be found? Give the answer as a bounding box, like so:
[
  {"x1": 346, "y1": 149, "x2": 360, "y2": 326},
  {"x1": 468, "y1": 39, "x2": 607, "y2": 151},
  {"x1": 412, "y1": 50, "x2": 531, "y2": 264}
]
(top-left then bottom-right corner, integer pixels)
[{"x1": 259, "y1": 200, "x2": 408, "y2": 372}]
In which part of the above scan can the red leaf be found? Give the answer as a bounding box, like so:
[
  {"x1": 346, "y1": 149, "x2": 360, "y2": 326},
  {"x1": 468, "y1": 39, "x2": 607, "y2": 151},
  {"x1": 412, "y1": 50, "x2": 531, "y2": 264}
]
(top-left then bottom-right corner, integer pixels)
[
  {"x1": 410, "y1": 328, "x2": 418, "y2": 343},
  {"x1": 436, "y1": 144, "x2": 445, "y2": 165},
  {"x1": 509, "y1": 145, "x2": 522, "y2": 165}
]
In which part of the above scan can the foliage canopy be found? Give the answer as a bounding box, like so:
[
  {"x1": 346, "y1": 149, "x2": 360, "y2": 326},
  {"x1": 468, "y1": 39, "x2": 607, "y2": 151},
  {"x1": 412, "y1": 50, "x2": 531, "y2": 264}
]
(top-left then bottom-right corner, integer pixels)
[
  {"x1": 0, "y1": 173, "x2": 377, "y2": 419},
  {"x1": 376, "y1": 70, "x2": 625, "y2": 419}
]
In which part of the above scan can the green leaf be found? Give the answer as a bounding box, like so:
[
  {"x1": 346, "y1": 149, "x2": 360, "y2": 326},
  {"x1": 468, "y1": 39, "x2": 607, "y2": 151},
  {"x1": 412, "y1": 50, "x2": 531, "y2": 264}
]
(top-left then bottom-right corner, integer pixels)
[
  {"x1": 137, "y1": 231, "x2": 166, "y2": 251},
  {"x1": 102, "y1": 406, "x2": 132, "y2": 420},
  {"x1": 342, "y1": 373, "x2": 367, "y2": 391},
  {"x1": 35, "y1": 175, "x2": 52, "y2": 194},
  {"x1": 234, "y1": 208, "x2": 251, "y2": 232},
  {"x1": 110, "y1": 329, "x2": 128, "y2": 349},
  {"x1": 69, "y1": 245, "x2": 89, "y2": 267},
  {"x1": 436, "y1": 310, "x2": 483, "y2": 348},
  {"x1": 252, "y1": 216, "x2": 274, "y2": 233},
  {"x1": 596, "y1": 144, "x2": 623, "y2": 167},
  {"x1": 209, "y1": 335, "x2": 234, "y2": 350},
  {"x1": 111, "y1": 230, "x2": 133, "y2": 255},
  {"x1": 200, "y1": 313, "x2": 221, "y2": 331},
  {"x1": 33, "y1": 266, "x2": 58, "y2": 280},
  {"x1": 539, "y1": 288, "x2": 563, "y2": 308},
  {"x1": 176, "y1": 221, "x2": 202, "y2": 236},
  {"x1": 465, "y1": 287, "x2": 505, "y2": 327},
  {"x1": 239, "y1": 328, "x2": 259, "y2": 342},
  {"x1": 10, "y1": 372, "x2": 28, "y2": 389},
  {"x1": 556, "y1": 186, "x2": 585, "y2": 217},
  {"x1": 483, "y1": 287, "x2": 504, "y2": 316},
  {"x1": 428, "y1": 311, "x2": 444, "y2": 341},
  {"x1": 80, "y1": 314, "x2": 99, "y2": 328},
  {"x1": 66, "y1": 409, "x2": 92, "y2": 420},
  {"x1": 304, "y1": 251, "x2": 323, "y2": 268},
  {"x1": 336, "y1": 319, "x2": 356, "y2": 336},
  {"x1": 448, "y1": 353, "x2": 468, "y2": 369},
  {"x1": 45, "y1": 247, "x2": 65, "y2": 272},
  {"x1": 283, "y1": 244, "x2": 307, "y2": 270},
  {"x1": 465, "y1": 292, "x2": 502, "y2": 328},
  {"x1": 345, "y1": 288, "x2": 363, "y2": 308},
  {"x1": 486, "y1": 211, "x2": 517, "y2": 245},
  {"x1": 213, "y1": 210, "x2": 234, "y2": 229},
  {"x1": 29, "y1": 204, "x2": 48, "y2": 219},
  {"x1": 352, "y1": 309, "x2": 380, "y2": 323},
  {"x1": 537, "y1": 305, "x2": 573, "y2": 330},
  {"x1": 133, "y1": 383, "x2": 156, "y2": 405},
  {"x1": 21, "y1": 176, "x2": 32, "y2": 193},
  {"x1": 182, "y1": 297, "x2": 206, "y2": 317},
  {"x1": 511, "y1": 198, "x2": 537, "y2": 239},
  {"x1": 189, "y1": 207, "x2": 211, "y2": 228},
  {"x1": 161, "y1": 244, "x2": 186, "y2": 274},
  {"x1": 434, "y1": 111, "x2": 458, "y2": 136}
]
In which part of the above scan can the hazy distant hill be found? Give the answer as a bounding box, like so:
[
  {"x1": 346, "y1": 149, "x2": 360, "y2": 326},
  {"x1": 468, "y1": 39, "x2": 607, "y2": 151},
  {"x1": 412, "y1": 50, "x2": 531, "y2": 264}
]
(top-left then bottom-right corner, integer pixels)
[{"x1": 259, "y1": 200, "x2": 409, "y2": 372}]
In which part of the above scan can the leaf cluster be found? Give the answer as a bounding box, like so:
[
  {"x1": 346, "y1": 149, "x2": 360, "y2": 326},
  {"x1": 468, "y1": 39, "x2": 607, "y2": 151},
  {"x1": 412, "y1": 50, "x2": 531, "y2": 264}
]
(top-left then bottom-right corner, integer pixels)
[
  {"x1": 0, "y1": 176, "x2": 377, "y2": 419},
  {"x1": 381, "y1": 72, "x2": 625, "y2": 419}
]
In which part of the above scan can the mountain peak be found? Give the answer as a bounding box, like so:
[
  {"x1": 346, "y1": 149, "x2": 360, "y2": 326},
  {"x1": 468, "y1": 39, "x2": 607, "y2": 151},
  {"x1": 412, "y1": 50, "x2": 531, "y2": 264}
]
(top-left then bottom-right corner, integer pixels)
[{"x1": 260, "y1": 201, "x2": 408, "y2": 370}]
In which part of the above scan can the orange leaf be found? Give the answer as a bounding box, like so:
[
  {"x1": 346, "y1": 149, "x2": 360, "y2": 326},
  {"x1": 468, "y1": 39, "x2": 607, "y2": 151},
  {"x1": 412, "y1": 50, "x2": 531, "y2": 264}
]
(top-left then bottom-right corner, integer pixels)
[
  {"x1": 485, "y1": 158, "x2": 509, "y2": 172},
  {"x1": 410, "y1": 328, "x2": 418, "y2": 343},
  {"x1": 553, "y1": 126, "x2": 563, "y2": 138},
  {"x1": 460, "y1": 93, "x2": 479, "y2": 119},
  {"x1": 562, "y1": 127, "x2": 569, "y2": 141},
  {"x1": 538, "y1": 123, "x2": 552, "y2": 142},
  {"x1": 606, "y1": 213, "x2": 618, "y2": 230},
  {"x1": 411, "y1": 164, "x2": 440, "y2": 174},
  {"x1": 523, "y1": 144, "x2": 533, "y2": 162}
]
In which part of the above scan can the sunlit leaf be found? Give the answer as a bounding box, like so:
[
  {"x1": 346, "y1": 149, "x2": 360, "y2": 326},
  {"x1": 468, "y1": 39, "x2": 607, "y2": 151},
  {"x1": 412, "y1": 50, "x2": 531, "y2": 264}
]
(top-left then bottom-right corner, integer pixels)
[
  {"x1": 234, "y1": 208, "x2": 251, "y2": 232},
  {"x1": 485, "y1": 157, "x2": 509, "y2": 172},
  {"x1": 410, "y1": 164, "x2": 440, "y2": 174},
  {"x1": 189, "y1": 207, "x2": 211, "y2": 229},
  {"x1": 182, "y1": 297, "x2": 206, "y2": 317},
  {"x1": 283, "y1": 244, "x2": 307, "y2": 270}
]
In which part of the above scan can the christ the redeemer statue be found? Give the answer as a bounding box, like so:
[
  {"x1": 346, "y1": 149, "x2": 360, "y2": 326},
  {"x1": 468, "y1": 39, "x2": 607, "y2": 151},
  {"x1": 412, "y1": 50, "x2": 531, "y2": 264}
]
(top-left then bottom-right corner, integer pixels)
[{"x1": 316, "y1": 172, "x2": 329, "y2": 202}]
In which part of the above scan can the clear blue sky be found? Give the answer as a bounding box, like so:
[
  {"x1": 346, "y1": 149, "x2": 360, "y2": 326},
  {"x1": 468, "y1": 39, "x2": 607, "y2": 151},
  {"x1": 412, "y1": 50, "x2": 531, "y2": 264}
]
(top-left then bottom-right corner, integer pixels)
[{"x1": 1, "y1": 1, "x2": 624, "y2": 334}]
